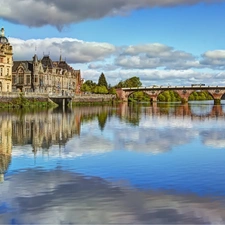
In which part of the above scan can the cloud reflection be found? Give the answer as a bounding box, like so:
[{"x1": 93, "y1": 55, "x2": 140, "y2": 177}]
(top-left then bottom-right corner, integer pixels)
[
  {"x1": 115, "y1": 127, "x2": 196, "y2": 154},
  {"x1": 201, "y1": 130, "x2": 225, "y2": 148},
  {"x1": 1, "y1": 169, "x2": 225, "y2": 224}
]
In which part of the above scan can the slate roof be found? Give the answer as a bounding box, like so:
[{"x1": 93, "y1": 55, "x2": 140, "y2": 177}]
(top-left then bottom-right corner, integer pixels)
[
  {"x1": 12, "y1": 61, "x2": 33, "y2": 73},
  {"x1": 41, "y1": 55, "x2": 54, "y2": 70}
]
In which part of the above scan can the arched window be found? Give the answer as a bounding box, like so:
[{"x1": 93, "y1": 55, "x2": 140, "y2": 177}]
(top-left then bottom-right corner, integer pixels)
[{"x1": 0, "y1": 82, "x2": 2, "y2": 92}]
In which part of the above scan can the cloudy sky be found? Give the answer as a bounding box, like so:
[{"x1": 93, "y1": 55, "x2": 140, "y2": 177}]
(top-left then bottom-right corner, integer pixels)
[{"x1": 1, "y1": 0, "x2": 225, "y2": 86}]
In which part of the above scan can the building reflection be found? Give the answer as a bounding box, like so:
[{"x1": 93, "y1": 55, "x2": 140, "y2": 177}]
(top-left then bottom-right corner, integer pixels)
[
  {"x1": 10, "y1": 109, "x2": 81, "y2": 154},
  {"x1": 0, "y1": 106, "x2": 115, "y2": 163},
  {"x1": 1, "y1": 103, "x2": 225, "y2": 175},
  {"x1": 0, "y1": 114, "x2": 12, "y2": 182}
]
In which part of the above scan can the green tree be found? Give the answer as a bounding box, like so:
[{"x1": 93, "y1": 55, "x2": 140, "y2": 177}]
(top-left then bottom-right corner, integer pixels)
[
  {"x1": 129, "y1": 91, "x2": 150, "y2": 102},
  {"x1": 98, "y1": 73, "x2": 108, "y2": 87},
  {"x1": 158, "y1": 91, "x2": 181, "y2": 102},
  {"x1": 81, "y1": 80, "x2": 97, "y2": 93},
  {"x1": 80, "y1": 83, "x2": 91, "y2": 93},
  {"x1": 189, "y1": 91, "x2": 213, "y2": 101},
  {"x1": 115, "y1": 76, "x2": 142, "y2": 88},
  {"x1": 115, "y1": 81, "x2": 124, "y2": 88},
  {"x1": 124, "y1": 76, "x2": 142, "y2": 88},
  {"x1": 108, "y1": 87, "x2": 117, "y2": 95},
  {"x1": 93, "y1": 85, "x2": 108, "y2": 94}
]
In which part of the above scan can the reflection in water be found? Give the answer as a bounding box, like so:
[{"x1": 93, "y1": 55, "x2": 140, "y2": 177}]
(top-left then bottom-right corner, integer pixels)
[
  {"x1": 0, "y1": 113, "x2": 12, "y2": 182},
  {"x1": 11, "y1": 108, "x2": 81, "y2": 152},
  {"x1": 1, "y1": 169, "x2": 225, "y2": 224},
  {"x1": 1, "y1": 103, "x2": 225, "y2": 223}
]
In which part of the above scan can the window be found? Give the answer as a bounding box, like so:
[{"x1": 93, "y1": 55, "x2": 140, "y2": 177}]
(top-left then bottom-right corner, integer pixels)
[
  {"x1": 35, "y1": 75, "x2": 38, "y2": 83},
  {"x1": 26, "y1": 75, "x2": 30, "y2": 84},
  {"x1": 19, "y1": 74, "x2": 24, "y2": 84},
  {"x1": 7, "y1": 68, "x2": 9, "y2": 75},
  {"x1": 0, "y1": 68, "x2": 3, "y2": 76},
  {"x1": 7, "y1": 84, "x2": 9, "y2": 92},
  {"x1": 18, "y1": 68, "x2": 24, "y2": 84},
  {"x1": 7, "y1": 58, "x2": 9, "y2": 64},
  {"x1": 12, "y1": 75, "x2": 16, "y2": 84},
  {"x1": 19, "y1": 75, "x2": 24, "y2": 84},
  {"x1": 0, "y1": 58, "x2": 3, "y2": 63}
]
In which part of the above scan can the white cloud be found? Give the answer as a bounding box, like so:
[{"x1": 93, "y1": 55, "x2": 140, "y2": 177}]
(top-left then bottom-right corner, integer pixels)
[
  {"x1": 81, "y1": 68, "x2": 217, "y2": 86},
  {"x1": 0, "y1": 0, "x2": 223, "y2": 28},
  {"x1": 10, "y1": 37, "x2": 116, "y2": 64},
  {"x1": 116, "y1": 43, "x2": 200, "y2": 70},
  {"x1": 201, "y1": 50, "x2": 225, "y2": 69},
  {"x1": 8, "y1": 37, "x2": 225, "y2": 86}
]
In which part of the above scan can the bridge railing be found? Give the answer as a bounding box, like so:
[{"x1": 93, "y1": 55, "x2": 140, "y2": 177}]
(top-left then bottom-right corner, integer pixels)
[{"x1": 121, "y1": 85, "x2": 225, "y2": 90}]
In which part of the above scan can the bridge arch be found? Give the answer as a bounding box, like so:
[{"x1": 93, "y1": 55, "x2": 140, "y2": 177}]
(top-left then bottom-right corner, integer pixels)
[
  {"x1": 127, "y1": 90, "x2": 163, "y2": 102},
  {"x1": 116, "y1": 86, "x2": 225, "y2": 104}
]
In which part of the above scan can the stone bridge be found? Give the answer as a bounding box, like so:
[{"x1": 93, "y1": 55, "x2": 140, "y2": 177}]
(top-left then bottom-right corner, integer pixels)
[{"x1": 116, "y1": 86, "x2": 225, "y2": 104}]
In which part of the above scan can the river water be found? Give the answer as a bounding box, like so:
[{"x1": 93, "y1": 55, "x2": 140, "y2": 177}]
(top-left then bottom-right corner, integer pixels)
[{"x1": 1, "y1": 101, "x2": 225, "y2": 224}]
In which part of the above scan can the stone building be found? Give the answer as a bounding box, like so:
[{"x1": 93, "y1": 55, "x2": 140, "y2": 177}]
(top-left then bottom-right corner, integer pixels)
[
  {"x1": 12, "y1": 54, "x2": 82, "y2": 95},
  {"x1": 0, "y1": 27, "x2": 13, "y2": 92}
]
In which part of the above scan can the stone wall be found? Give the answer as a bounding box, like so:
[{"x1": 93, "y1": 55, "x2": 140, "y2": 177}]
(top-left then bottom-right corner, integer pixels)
[{"x1": 73, "y1": 94, "x2": 116, "y2": 103}]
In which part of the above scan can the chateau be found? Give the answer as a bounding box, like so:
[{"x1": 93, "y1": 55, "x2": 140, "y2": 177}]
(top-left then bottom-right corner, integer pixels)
[
  {"x1": 0, "y1": 28, "x2": 13, "y2": 92},
  {"x1": 0, "y1": 27, "x2": 82, "y2": 95}
]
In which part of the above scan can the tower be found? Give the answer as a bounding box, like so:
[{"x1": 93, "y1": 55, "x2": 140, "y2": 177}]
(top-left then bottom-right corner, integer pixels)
[{"x1": 0, "y1": 27, "x2": 13, "y2": 92}]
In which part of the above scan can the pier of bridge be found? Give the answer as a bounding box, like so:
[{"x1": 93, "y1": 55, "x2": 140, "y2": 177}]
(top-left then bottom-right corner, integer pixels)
[{"x1": 116, "y1": 86, "x2": 225, "y2": 104}]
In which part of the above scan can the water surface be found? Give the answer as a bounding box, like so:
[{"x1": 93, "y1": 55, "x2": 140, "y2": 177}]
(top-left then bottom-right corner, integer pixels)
[{"x1": 1, "y1": 102, "x2": 225, "y2": 224}]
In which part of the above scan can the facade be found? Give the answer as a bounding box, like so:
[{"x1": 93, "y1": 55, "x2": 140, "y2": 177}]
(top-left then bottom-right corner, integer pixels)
[
  {"x1": 12, "y1": 54, "x2": 82, "y2": 95},
  {"x1": 0, "y1": 27, "x2": 13, "y2": 92}
]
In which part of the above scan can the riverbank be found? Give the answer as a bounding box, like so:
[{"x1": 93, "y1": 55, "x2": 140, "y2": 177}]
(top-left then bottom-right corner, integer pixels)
[
  {"x1": 0, "y1": 93, "x2": 117, "y2": 108},
  {"x1": 0, "y1": 93, "x2": 56, "y2": 108},
  {"x1": 71, "y1": 94, "x2": 117, "y2": 106}
]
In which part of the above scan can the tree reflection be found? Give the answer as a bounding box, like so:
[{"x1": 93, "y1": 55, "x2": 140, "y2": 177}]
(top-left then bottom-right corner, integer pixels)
[{"x1": 98, "y1": 111, "x2": 108, "y2": 131}]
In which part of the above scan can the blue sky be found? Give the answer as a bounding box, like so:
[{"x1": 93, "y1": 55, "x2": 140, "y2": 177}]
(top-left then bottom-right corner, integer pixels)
[{"x1": 1, "y1": 0, "x2": 225, "y2": 86}]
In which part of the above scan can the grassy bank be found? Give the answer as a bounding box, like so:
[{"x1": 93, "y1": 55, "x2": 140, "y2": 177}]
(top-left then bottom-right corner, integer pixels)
[{"x1": 0, "y1": 93, "x2": 57, "y2": 108}]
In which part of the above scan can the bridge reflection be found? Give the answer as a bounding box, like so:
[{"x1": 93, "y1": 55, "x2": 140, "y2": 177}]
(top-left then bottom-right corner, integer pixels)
[{"x1": 117, "y1": 102, "x2": 225, "y2": 120}]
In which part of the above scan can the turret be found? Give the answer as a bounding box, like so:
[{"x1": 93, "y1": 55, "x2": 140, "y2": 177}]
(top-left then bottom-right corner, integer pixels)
[
  {"x1": 33, "y1": 54, "x2": 38, "y2": 64},
  {"x1": 0, "y1": 27, "x2": 4, "y2": 36},
  {"x1": 0, "y1": 27, "x2": 8, "y2": 44}
]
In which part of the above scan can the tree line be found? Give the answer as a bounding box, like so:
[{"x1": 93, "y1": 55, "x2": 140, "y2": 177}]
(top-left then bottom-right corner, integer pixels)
[
  {"x1": 81, "y1": 73, "x2": 142, "y2": 95},
  {"x1": 81, "y1": 73, "x2": 213, "y2": 101}
]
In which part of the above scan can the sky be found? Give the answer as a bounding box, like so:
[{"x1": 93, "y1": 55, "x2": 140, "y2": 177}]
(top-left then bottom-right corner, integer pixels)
[{"x1": 1, "y1": 0, "x2": 225, "y2": 86}]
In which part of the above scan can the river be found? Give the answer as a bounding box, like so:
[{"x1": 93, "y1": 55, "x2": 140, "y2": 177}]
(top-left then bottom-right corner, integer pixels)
[{"x1": 1, "y1": 101, "x2": 225, "y2": 224}]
